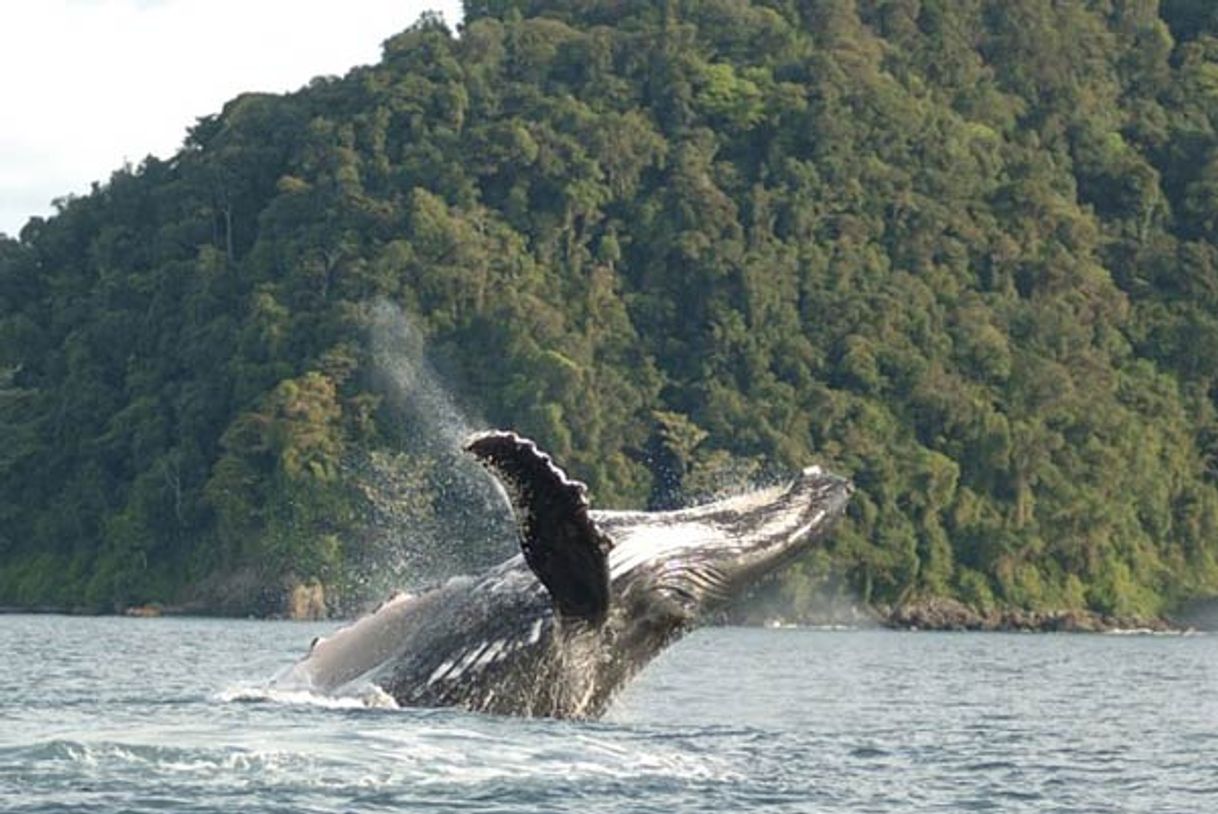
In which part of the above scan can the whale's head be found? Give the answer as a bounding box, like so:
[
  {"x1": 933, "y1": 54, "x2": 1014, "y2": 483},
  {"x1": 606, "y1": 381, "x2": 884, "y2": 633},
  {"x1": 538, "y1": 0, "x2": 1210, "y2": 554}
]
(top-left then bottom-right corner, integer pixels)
[{"x1": 598, "y1": 465, "x2": 853, "y2": 619}]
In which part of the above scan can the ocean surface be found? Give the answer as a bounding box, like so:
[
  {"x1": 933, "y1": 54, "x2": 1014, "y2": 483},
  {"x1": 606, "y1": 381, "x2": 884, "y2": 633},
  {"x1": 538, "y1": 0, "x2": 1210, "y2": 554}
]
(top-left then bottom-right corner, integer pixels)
[{"x1": 0, "y1": 616, "x2": 1214, "y2": 813}]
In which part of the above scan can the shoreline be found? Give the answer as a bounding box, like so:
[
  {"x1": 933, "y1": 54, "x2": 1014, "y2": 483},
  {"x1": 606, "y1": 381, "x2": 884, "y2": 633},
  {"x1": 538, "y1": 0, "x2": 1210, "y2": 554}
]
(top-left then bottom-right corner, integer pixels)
[
  {"x1": 4, "y1": 597, "x2": 1202, "y2": 633},
  {"x1": 731, "y1": 596, "x2": 1201, "y2": 634},
  {"x1": 877, "y1": 598, "x2": 1185, "y2": 634}
]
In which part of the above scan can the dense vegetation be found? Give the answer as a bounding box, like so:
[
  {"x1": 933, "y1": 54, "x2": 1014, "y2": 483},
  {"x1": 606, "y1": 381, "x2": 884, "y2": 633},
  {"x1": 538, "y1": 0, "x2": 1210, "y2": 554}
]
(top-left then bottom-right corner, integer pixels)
[{"x1": 5, "y1": 0, "x2": 1218, "y2": 618}]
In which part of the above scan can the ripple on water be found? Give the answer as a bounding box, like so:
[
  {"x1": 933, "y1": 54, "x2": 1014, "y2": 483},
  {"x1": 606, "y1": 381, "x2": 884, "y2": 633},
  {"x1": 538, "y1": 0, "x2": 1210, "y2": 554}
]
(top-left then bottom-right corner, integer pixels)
[{"x1": 2, "y1": 620, "x2": 1218, "y2": 813}]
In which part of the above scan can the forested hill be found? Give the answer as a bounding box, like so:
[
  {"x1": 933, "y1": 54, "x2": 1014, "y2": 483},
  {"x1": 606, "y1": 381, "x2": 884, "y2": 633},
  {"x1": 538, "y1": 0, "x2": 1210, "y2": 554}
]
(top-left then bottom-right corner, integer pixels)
[{"x1": 5, "y1": 0, "x2": 1218, "y2": 619}]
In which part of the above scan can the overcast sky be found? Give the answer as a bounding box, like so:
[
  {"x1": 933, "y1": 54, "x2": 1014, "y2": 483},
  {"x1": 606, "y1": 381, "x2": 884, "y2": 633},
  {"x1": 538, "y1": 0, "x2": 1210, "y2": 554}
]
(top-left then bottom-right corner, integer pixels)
[{"x1": 0, "y1": 0, "x2": 464, "y2": 237}]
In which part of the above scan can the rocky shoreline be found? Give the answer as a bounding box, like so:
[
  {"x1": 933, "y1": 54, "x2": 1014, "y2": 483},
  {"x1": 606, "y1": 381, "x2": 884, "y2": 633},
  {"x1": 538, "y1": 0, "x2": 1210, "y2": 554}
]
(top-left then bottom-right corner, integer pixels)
[
  {"x1": 729, "y1": 593, "x2": 1198, "y2": 632},
  {"x1": 2, "y1": 595, "x2": 1204, "y2": 633},
  {"x1": 878, "y1": 597, "x2": 1183, "y2": 633}
]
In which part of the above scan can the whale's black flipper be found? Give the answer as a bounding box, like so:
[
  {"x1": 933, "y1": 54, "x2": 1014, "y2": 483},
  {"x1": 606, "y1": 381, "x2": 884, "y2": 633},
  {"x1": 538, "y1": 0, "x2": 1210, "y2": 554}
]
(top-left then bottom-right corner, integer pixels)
[{"x1": 466, "y1": 431, "x2": 613, "y2": 624}]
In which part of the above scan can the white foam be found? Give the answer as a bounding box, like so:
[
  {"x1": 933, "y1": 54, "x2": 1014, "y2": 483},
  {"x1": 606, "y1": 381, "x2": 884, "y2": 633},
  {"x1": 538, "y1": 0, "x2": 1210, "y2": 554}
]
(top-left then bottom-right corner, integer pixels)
[{"x1": 216, "y1": 684, "x2": 399, "y2": 710}]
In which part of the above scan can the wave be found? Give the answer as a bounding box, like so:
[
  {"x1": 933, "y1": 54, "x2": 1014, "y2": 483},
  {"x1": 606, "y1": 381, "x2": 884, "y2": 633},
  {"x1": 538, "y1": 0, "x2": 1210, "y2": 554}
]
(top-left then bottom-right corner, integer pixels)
[
  {"x1": 0, "y1": 738, "x2": 308, "y2": 776},
  {"x1": 215, "y1": 682, "x2": 400, "y2": 710},
  {"x1": 1102, "y1": 627, "x2": 1204, "y2": 636}
]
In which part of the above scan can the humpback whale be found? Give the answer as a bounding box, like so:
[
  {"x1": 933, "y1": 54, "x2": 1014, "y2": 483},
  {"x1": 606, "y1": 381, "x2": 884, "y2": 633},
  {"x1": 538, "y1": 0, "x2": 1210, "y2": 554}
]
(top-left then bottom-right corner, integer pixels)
[{"x1": 278, "y1": 431, "x2": 852, "y2": 719}]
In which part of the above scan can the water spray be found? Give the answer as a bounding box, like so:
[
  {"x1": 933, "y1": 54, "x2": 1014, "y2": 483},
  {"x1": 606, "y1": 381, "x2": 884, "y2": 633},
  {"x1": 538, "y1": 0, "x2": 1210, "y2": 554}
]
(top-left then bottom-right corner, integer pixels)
[{"x1": 343, "y1": 300, "x2": 516, "y2": 605}]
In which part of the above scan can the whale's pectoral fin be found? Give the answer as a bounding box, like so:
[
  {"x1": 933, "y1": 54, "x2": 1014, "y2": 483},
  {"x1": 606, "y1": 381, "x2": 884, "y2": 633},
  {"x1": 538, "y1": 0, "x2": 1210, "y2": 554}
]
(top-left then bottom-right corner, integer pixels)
[{"x1": 466, "y1": 431, "x2": 613, "y2": 624}]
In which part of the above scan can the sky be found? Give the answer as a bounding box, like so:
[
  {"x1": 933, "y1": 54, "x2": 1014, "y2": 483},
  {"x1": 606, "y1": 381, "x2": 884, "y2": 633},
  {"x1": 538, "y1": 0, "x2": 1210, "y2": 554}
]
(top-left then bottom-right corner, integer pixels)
[{"x1": 0, "y1": 0, "x2": 464, "y2": 237}]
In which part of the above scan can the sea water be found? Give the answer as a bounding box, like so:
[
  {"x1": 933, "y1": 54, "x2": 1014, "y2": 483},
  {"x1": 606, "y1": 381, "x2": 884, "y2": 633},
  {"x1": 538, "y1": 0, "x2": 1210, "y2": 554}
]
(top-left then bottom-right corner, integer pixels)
[{"x1": 1, "y1": 615, "x2": 1214, "y2": 812}]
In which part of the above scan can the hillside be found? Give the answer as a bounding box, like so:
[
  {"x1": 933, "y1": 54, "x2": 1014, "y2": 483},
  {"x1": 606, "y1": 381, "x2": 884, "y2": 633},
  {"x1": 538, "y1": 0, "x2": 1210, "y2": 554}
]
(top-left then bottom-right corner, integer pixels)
[{"x1": 4, "y1": 0, "x2": 1218, "y2": 619}]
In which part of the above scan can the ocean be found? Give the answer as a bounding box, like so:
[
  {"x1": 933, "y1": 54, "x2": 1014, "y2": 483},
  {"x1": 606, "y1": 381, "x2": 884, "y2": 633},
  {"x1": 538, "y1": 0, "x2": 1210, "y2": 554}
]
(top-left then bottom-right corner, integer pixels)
[{"x1": 1, "y1": 616, "x2": 1213, "y2": 812}]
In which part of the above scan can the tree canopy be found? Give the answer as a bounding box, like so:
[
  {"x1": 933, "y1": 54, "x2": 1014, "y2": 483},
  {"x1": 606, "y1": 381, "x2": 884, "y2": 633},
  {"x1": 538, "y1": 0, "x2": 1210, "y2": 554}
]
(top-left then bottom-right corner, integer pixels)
[{"x1": 4, "y1": 0, "x2": 1218, "y2": 618}]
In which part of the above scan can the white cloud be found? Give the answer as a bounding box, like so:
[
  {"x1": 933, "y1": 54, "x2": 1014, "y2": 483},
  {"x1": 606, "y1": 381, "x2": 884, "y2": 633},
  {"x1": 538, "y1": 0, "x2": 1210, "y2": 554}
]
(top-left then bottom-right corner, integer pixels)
[{"x1": 0, "y1": 0, "x2": 464, "y2": 237}]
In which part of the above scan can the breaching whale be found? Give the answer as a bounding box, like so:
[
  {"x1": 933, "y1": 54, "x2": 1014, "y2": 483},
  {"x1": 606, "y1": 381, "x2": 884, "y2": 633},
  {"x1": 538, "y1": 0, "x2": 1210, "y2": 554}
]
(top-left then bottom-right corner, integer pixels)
[{"x1": 277, "y1": 431, "x2": 852, "y2": 719}]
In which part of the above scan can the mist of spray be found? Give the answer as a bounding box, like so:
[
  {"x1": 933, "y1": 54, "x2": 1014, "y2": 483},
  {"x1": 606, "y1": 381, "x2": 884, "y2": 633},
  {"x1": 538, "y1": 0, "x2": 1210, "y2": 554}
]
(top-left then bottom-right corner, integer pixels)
[
  {"x1": 367, "y1": 300, "x2": 474, "y2": 453},
  {"x1": 343, "y1": 300, "x2": 516, "y2": 606},
  {"x1": 345, "y1": 302, "x2": 864, "y2": 627}
]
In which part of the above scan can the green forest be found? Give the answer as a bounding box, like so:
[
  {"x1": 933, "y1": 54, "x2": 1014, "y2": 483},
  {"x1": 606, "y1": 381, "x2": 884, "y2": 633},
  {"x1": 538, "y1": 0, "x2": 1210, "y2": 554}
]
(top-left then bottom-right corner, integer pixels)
[{"x1": 4, "y1": 0, "x2": 1218, "y2": 620}]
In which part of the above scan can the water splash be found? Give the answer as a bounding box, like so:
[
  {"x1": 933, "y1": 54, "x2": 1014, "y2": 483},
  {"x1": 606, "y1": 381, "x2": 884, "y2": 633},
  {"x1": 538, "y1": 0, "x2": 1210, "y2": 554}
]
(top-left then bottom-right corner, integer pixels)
[
  {"x1": 343, "y1": 300, "x2": 516, "y2": 606},
  {"x1": 367, "y1": 299, "x2": 475, "y2": 454},
  {"x1": 217, "y1": 683, "x2": 400, "y2": 710}
]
